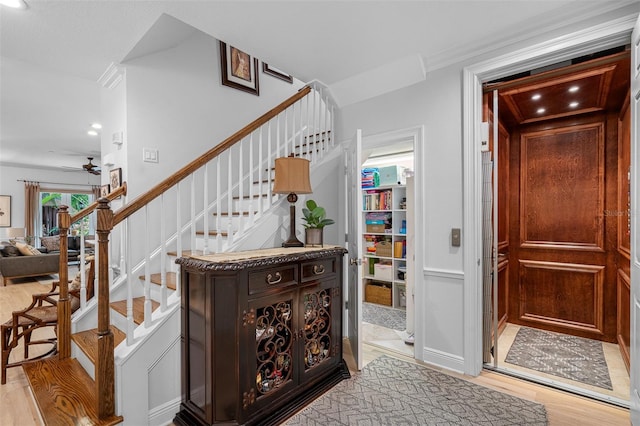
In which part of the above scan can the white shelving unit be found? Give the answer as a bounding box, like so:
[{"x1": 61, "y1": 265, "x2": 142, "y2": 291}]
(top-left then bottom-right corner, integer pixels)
[{"x1": 361, "y1": 184, "x2": 407, "y2": 310}]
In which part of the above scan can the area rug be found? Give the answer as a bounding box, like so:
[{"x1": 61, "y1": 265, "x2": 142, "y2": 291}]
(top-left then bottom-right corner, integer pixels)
[
  {"x1": 505, "y1": 326, "x2": 612, "y2": 390},
  {"x1": 283, "y1": 355, "x2": 548, "y2": 425},
  {"x1": 362, "y1": 302, "x2": 406, "y2": 331}
]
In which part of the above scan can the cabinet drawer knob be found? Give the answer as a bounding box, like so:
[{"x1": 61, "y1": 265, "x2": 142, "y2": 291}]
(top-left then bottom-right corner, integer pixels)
[
  {"x1": 313, "y1": 265, "x2": 325, "y2": 275},
  {"x1": 266, "y1": 272, "x2": 282, "y2": 285}
]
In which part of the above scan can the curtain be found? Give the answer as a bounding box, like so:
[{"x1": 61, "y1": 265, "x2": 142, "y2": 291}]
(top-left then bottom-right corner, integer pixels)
[
  {"x1": 24, "y1": 181, "x2": 40, "y2": 242},
  {"x1": 92, "y1": 185, "x2": 101, "y2": 201}
]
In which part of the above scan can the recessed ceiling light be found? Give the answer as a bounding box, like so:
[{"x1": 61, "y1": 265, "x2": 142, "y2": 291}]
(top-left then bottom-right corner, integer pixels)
[
  {"x1": 87, "y1": 130, "x2": 99, "y2": 136},
  {"x1": 0, "y1": 0, "x2": 27, "y2": 9},
  {"x1": 91, "y1": 123, "x2": 102, "y2": 130},
  {"x1": 568, "y1": 86, "x2": 579, "y2": 93},
  {"x1": 531, "y1": 94, "x2": 541, "y2": 100},
  {"x1": 569, "y1": 102, "x2": 579, "y2": 108},
  {"x1": 537, "y1": 108, "x2": 546, "y2": 114}
]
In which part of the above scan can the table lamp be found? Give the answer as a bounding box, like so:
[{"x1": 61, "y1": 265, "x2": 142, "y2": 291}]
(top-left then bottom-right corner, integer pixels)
[{"x1": 272, "y1": 155, "x2": 312, "y2": 247}]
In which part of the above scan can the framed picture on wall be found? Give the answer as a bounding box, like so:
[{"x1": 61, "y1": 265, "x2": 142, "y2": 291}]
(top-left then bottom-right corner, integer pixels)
[
  {"x1": 0, "y1": 195, "x2": 10, "y2": 227},
  {"x1": 100, "y1": 184, "x2": 110, "y2": 198},
  {"x1": 262, "y1": 63, "x2": 293, "y2": 84},
  {"x1": 220, "y1": 41, "x2": 260, "y2": 96},
  {"x1": 110, "y1": 168, "x2": 122, "y2": 190}
]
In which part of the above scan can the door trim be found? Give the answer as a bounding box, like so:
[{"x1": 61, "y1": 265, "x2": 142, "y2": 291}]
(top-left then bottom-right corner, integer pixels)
[{"x1": 462, "y1": 14, "x2": 637, "y2": 377}]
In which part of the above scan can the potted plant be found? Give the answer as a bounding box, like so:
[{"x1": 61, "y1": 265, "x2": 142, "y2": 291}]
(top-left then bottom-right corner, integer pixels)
[{"x1": 302, "y1": 199, "x2": 335, "y2": 247}]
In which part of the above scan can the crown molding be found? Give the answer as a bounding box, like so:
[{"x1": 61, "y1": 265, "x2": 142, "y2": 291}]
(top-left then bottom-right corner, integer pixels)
[{"x1": 427, "y1": 1, "x2": 638, "y2": 73}]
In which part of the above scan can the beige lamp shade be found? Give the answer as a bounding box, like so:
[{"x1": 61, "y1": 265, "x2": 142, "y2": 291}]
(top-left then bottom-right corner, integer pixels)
[
  {"x1": 272, "y1": 157, "x2": 312, "y2": 194},
  {"x1": 6, "y1": 227, "x2": 25, "y2": 238}
]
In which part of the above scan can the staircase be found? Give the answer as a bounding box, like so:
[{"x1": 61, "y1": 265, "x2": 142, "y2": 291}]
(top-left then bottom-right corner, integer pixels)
[{"x1": 22, "y1": 83, "x2": 338, "y2": 425}]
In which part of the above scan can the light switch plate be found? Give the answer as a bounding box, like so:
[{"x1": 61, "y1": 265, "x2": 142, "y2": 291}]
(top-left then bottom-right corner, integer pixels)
[
  {"x1": 143, "y1": 148, "x2": 159, "y2": 163},
  {"x1": 451, "y1": 228, "x2": 461, "y2": 247}
]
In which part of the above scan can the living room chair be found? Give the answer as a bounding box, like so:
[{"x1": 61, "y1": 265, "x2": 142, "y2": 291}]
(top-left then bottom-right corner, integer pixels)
[{"x1": 0, "y1": 256, "x2": 95, "y2": 384}]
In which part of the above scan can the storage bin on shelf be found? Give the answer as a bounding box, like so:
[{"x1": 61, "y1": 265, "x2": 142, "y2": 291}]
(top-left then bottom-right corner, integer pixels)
[
  {"x1": 374, "y1": 262, "x2": 393, "y2": 281},
  {"x1": 365, "y1": 281, "x2": 392, "y2": 306},
  {"x1": 378, "y1": 165, "x2": 406, "y2": 186},
  {"x1": 375, "y1": 241, "x2": 393, "y2": 257}
]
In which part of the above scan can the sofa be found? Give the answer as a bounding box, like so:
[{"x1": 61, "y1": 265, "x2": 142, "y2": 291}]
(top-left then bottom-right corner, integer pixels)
[
  {"x1": 39, "y1": 235, "x2": 81, "y2": 263},
  {"x1": 0, "y1": 242, "x2": 60, "y2": 286}
]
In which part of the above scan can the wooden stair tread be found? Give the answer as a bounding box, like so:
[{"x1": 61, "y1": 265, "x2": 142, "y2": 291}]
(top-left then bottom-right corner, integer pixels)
[
  {"x1": 232, "y1": 194, "x2": 268, "y2": 200},
  {"x1": 196, "y1": 230, "x2": 229, "y2": 237},
  {"x1": 71, "y1": 326, "x2": 126, "y2": 365},
  {"x1": 138, "y1": 272, "x2": 177, "y2": 290},
  {"x1": 110, "y1": 297, "x2": 159, "y2": 325},
  {"x1": 212, "y1": 211, "x2": 256, "y2": 217},
  {"x1": 23, "y1": 356, "x2": 123, "y2": 426}
]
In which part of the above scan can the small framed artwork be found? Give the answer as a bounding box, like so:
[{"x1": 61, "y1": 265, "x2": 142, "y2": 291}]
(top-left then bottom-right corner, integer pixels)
[
  {"x1": 100, "y1": 184, "x2": 110, "y2": 198},
  {"x1": 263, "y1": 63, "x2": 293, "y2": 84},
  {"x1": 0, "y1": 195, "x2": 10, "y2": 227},
  {"x1": 110, "y1": 168, "x2": 122, "y2": 191},
  {"x1": 220, "y1": 41, "x2": 260, "y2": 96}
]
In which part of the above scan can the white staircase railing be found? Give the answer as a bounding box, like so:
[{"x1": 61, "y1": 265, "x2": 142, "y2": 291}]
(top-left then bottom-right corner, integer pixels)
[{"x1": 110, "y1": 81, "x2": 334, "y2": 339}]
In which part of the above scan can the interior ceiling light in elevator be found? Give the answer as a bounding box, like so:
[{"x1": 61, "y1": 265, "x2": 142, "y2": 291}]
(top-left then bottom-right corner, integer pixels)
[{"x1": 483, "y1": 47, "x2": 630, "y2": 127}]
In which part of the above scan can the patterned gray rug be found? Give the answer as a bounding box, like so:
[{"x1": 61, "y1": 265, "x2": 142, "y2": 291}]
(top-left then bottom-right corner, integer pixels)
[
  {"x1": 284, "y1": 355, "x2": 548, "y2": 425},
  {"x1": 362, "y1": 302, "x2": 406, "y2": 331},
  {"x1": 505, "y1": 326, "x2": 612, "y2": 390}
]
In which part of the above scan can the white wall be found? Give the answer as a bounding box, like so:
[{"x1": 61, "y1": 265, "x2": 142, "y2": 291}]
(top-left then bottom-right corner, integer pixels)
[
  {"x1": 339, "y1": 69, "x2": 466, "y2": 366},
  {"x1": 119, "y1": 29, "x2": 303, "y2": 200},
  {"x1": 0, "y1": 164, "x2": 100, "y2": 233}
]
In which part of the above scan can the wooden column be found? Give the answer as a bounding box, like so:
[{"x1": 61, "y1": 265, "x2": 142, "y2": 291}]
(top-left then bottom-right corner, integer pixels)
[
  {"x1": 96, "y1": 199, "x2": 116, "y2": 418},
  {"x1": 57, "y1": 206, "x2": 71, "y2": 359}
]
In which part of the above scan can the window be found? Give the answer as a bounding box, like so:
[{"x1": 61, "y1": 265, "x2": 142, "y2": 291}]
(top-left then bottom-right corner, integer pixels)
[{"x1": 40, "y1": 192, "x2": 94, "y2": 237}]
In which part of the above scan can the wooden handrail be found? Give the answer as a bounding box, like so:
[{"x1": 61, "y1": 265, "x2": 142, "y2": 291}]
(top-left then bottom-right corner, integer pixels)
[
  {"x1": 113, "y1": 85, "x2": 312, "y2": 225},
  {"x1": 70, "y1": 183, "x2": 128, "y2": 224}
]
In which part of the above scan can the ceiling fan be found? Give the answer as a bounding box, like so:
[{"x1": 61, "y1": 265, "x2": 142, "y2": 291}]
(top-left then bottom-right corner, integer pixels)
[{"x1": 82, "y1": 157, "x2": 101, "y2": 175}]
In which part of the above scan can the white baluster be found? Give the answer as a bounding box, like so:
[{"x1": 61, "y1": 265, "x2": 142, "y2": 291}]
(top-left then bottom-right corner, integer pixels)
[
  {"x1": 249, "y1": 132, "x2": 255, "y2": 226},
  {"x1": 160, "y1": 192, "x2": 167, "y2": 311},
  {"x1": 190, "y1": 174, "x2": 196, "y2": 251},
  {"x1": 175, "y1": 181, "x2": 182, "y2": 296},
  {"x1": 258, "y1": 126, "x2": 264, "y2": 216},
  {"x1": 238, "y1": 138, "x2": 244, "y2": 237},
  {"x1": 144, "y1": 205, "x2": 152, "y2": 327},
  {"x1": 267, "y1": 121, "x2": 272, "y2": 207},
  {"x1": 216, "y1": 156, "x2": 222, "y2": 252},
  {"x1": 203, "y1": 163, "x2": 209, "y2": 255},
  {"x1": 125, "y1": 218, "x2": 135, "y2": 344},
  {"x1": 227, "y1": 149, "x2": 233, "y2": 244}
]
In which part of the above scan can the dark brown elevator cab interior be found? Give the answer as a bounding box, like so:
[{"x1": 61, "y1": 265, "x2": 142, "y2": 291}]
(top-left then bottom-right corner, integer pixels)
[{"x1": 485, "y1": 49, "x2": 632, "y2": 372}]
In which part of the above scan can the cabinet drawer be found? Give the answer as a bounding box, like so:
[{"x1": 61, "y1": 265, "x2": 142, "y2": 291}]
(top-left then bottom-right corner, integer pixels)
[
  {"x1": 249, "y1": 265, "x2": 298, "y2": 295},
  {"x1": 301, "y1": 257, "x2": 337, "y2": 283}
]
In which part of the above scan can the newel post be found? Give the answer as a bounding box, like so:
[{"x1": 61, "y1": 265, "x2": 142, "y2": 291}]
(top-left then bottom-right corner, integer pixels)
[
  {"x1": 96, "y1": 198, "x2": 116, "y2": 418},
  {"x1": 57, "y1": 205, "x2": 71, "y2": 359}
]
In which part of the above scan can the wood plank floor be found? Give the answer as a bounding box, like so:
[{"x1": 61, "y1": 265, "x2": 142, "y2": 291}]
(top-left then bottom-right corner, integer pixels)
[{"x1": 1, "y1": 274, "x2": 631, "y2": 425}]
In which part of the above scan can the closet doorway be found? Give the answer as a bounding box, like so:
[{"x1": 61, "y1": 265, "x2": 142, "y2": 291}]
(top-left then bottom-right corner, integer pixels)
[
  {"x1": 482, "y1": 48, "x2": 631, "y2": 404},
  {"x1": 359, "y1": 132, "x2": 417, "y2": 359}
]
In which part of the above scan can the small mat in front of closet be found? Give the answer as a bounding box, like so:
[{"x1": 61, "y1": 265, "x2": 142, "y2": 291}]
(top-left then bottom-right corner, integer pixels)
[
  {"x1": 362, "y1": 302, "x2": 406, "y2": 331},
  {"x1": 505, "y1": 326, "x2": 612, "y2": 390}
]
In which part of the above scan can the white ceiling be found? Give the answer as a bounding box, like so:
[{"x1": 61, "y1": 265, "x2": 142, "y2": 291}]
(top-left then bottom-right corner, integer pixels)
[{"x1": 1, "y1": 0, "x2": 637, "y2": 173}]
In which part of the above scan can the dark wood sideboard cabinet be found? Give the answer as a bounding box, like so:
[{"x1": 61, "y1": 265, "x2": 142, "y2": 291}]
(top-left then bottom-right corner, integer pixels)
[{"x1": 173, "y1": 246, "x2": 350, "y2": 426}]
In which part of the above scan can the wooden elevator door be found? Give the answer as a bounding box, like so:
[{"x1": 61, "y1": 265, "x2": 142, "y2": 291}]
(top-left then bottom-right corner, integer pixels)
[{"x1": 508, "y1": 114, "x2": 618, "y2": 342}]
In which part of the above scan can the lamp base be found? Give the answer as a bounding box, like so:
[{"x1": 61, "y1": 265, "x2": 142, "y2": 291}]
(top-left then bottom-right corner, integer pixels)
[
  {"x1": 282, "y1": 194, "x2": 304, "y2": 248},
  {"x1": 282, "y1": 238, "x2": 304, "y2": 248}
]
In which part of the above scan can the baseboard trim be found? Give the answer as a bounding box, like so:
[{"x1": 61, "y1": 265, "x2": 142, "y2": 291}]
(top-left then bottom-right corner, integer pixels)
[
  {"x1": 422, "y1": 347, "x2": 464, "y2": 374},
  {"x1": 148, "y1": 396, "x2": 181, "y2": 426}
]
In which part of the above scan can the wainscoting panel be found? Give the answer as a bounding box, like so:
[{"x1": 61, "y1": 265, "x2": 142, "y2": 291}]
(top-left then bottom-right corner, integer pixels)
[
  {"x1": 518, "y1": 260, "x2": 604, "y2": 335},
  {"x1": 519, "y1": 123, "x2": 604, "y2": 251}
]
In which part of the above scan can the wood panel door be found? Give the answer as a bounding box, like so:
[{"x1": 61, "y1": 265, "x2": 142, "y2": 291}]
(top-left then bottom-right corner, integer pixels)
[{"x1": 508, "y1": 115, "x2": 618, "y2": 342}]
